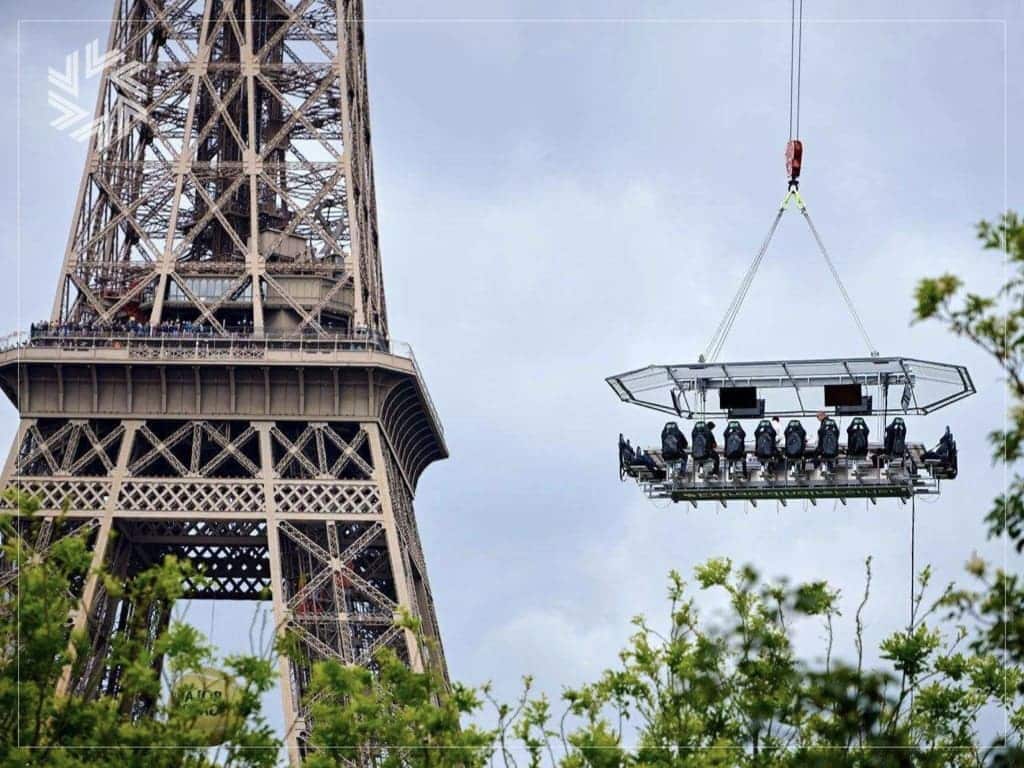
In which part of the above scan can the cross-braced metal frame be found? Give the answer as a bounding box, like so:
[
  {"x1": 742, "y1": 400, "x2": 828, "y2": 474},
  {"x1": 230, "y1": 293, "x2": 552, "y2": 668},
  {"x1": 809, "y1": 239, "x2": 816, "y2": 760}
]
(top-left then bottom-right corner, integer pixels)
[
  {"x1": 1, "y1": 1, "x2": 448, "y2": 762},
  {"x1": 53, "y1": 0, "x2": 387, "y2": 338}
]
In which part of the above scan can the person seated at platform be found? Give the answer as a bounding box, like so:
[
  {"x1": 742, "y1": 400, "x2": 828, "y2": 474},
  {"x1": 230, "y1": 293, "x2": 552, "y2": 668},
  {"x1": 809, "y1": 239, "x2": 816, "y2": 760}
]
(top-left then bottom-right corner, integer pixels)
[
  {"x1": 637, "y1": 449, "x2": 666, "y2": 480},
  {"x1": 783, "y1": 420, "x2": 807, "y2": 471},
  {"x1": 754, "y1": 419, "x2": 779, "y2": 471},
  {"x1": 884, "y1": 417, "x2": 908, "y2": 459},
  {"x1": 661, "y1": 421, "x2": 689, "y2": 471},
  {"x1": 618, "y1": 434, "x2": 667, "y2": 481},
  {"x1": 691, "y1": 421, "x2": 720, "y2": 478},
  {"x1": 923, "y1": 426, "x2": 958, "y2": 479},
  {"x1": 846, "y1": 417, "x2": 870, "y2": 460},
  {"x1": 618, "y1": 434, "x2": 637, "y2": 478},
  {"x1": 816, "y1": 416, "x2": 840, "y2": 472},
  {"x1": 723, "y1": 420, "x2": 748, "y2": 478}
]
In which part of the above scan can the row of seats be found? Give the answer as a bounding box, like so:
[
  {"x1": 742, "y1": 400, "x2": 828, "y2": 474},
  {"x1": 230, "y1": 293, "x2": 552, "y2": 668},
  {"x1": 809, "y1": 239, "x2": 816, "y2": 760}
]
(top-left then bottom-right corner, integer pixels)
[
  {"x1": 619, "y1": 417, "x2": 958, "y2": 480},
  {"x1": 660, "y1": 417, "x2": 903, "y2": 465}
]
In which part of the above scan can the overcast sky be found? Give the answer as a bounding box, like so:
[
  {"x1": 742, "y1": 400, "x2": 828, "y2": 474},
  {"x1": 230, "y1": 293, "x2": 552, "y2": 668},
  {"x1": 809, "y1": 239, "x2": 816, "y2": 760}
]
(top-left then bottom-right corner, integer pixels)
[{"x1": 0, "y1": 0, "x2": 1021, "y2": 746}]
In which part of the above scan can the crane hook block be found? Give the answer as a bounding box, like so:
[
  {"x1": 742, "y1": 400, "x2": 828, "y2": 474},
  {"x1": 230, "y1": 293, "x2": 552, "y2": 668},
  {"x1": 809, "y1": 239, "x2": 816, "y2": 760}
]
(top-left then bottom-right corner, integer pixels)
[{"x1": 785, "y1": 139, "x2": 803, "y2": 185}]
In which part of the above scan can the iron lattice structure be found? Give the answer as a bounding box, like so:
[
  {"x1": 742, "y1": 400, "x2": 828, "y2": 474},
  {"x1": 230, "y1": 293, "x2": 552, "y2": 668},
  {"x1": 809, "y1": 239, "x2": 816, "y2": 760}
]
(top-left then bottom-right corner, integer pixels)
[
  {"x1": 1, "y1": 0, "x2": 447, "y2": 758},
  {"x1": 53, "y1": 0, "x2": 387, "y2": 338}
]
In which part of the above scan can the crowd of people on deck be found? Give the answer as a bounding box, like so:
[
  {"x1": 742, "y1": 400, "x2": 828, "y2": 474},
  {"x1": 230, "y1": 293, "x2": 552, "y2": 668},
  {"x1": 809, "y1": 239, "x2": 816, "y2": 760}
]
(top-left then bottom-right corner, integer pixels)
[
  {"x1": 24, "y1": 318, "x2": 388, "y2": 351},
  {"x1": 30, "y1": 319, "x2": 226, "y2": 338}
]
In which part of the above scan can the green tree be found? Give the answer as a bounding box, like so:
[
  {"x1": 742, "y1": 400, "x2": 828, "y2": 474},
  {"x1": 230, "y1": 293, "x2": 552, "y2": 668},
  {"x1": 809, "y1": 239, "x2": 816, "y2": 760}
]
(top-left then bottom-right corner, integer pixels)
[
  {"x1": 297, "y1": 557, "x2": 1020, "y2": 767},
  {"x1": 501, "y1": 559, "x2": 1019, "y2": 768},
  {"x1": 0, "y1": 490, "x2": 281, "y2": 767},
  {"x1": 915, "y1": 214, "x2": 1024, "y2": 658},
  {"x1": 302, "y1": 615, "x2": 492, "y2": 768}
]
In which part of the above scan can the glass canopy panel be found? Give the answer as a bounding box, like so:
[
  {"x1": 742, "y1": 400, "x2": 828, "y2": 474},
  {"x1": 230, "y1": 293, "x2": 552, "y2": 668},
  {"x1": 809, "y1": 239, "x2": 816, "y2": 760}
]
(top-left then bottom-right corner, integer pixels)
[{"x1": 607, "y1": 356, "x2": 975, "y2": 418}]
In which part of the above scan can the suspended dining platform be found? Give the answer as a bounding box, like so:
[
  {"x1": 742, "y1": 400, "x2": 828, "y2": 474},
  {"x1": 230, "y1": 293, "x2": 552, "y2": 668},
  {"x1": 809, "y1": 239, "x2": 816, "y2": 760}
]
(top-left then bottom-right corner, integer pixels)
[{"x1": 610, "y1": 356, "x2": 974, "y2": 505}]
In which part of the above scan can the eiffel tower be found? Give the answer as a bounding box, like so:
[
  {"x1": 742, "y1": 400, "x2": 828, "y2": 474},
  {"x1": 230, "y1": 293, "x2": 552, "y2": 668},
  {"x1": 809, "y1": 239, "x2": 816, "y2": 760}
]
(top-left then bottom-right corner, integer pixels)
[{"x1": 0, "y1": 0, "x2": 447, "y2": 755}]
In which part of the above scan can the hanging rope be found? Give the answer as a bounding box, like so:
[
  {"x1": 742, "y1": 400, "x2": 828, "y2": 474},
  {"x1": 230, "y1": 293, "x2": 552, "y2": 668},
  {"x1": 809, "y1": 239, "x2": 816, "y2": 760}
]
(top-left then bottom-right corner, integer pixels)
[
  {"x1": 795, "y1": 0, "x2": 804, "y2": 138},
  {"x1": 788, "y1": 0, "x2": 805, "y2": 141},
  {"x1": 909, "y1": 494, "x2": 916, "y2": 629},
  {"x1": 909, "y1": 494, "x2": 917, "y2": 715},
  {"x1": 788, "y1": 0, "x2": 796, "y2": 140},
  {"x1": 799, "y1": 205, "x2": 878, "y2": 355},
  {"x1": 703, "y1": 205, "x2": 786, "y2": 362}
]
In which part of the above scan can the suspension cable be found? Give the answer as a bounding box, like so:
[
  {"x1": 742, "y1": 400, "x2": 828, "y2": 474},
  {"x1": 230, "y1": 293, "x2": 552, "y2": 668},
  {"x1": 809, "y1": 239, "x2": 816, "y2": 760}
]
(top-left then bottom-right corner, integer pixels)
[
  {"x1": 795, "y1": 0, "x2": 804, "y2": 138},
  {"x1": 788, "y1": 0, "x2": 796, "y2": 140},
  {"x1": 799, "y1": 205, "x2": 878, "y2": 355},
  {"x1": 910, "y1": 495, "x2": 916, "y2": 630},
  {"x1": 788, "y1": 0, "x2": 805, "y2": 140},
  {"x1": 909, "y1": 494, "x2": 917, "y2": 715},
  {"x1": 703, "y1": 204, "x2": 786, "y2": 362}
]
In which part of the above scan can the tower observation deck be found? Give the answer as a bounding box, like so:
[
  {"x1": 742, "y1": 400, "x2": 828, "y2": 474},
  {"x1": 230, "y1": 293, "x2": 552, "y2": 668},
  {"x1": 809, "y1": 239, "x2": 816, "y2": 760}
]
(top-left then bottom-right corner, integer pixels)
[{"x1": 0, "y1": 0, "x2": 447, "y2": 758}]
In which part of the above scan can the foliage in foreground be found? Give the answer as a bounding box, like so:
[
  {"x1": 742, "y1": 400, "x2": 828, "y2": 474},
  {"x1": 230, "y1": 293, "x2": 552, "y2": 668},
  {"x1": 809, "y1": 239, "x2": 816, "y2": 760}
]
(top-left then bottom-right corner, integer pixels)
[
  {"x1": 0, "y1": 493, "x2": 280, "y2": 768},
  {"x1": 3, "y1": 505, "x2": 1018, "y2": 768},
  {"x1": 303, "y1": 560, "x2": 1021, "y2": 768},
  {"x1": 916, "y1": 211, "x2": 1024, "y2": 675}
]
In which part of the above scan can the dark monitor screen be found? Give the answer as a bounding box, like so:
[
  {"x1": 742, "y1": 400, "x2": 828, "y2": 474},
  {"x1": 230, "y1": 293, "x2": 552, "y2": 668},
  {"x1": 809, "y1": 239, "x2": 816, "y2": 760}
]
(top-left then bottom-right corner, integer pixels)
[
  {"x1": 825, "y1": 384, "x2": 863, "y2": 407},
  {"x1": 719, "y1": 386, "x2": 758, "y2": 410}
]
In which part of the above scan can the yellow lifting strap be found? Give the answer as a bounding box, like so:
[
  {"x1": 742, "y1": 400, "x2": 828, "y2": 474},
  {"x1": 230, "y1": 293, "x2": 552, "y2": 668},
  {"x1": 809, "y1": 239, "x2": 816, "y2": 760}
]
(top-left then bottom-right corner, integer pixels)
[{"x1": 780, "y1": 185, "x2": 806, "y2": 213}]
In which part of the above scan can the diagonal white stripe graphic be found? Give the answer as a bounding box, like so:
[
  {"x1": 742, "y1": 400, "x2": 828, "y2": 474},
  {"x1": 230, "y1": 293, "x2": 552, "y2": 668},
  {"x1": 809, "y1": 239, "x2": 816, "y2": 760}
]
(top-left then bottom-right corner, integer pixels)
[
  {"x1": 70, "y1": 116, "x2": 108, "y2": 143},
  {"x1": 47, "y1": 50, "x2": 79, "y2": 98},
  {"x1": 85, "y1": 38, "x2": 122, "y2": 78},
  {"x1": 47, "y1": 91, "x2": 87, "y2": 130}
]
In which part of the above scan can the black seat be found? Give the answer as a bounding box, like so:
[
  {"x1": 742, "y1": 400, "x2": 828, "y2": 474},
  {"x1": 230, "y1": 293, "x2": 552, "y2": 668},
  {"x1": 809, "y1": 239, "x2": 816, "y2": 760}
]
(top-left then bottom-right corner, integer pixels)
[
  {"x1": 817, "y1": 417, "x2": 840, "y2": 469},
  {"x1": 661, "y1": 421, "x2": 688, "y2": 464},
  {"x1": 723, "y1": 421, "x2": 748, "y2": 478},
  {"x1": 754, "y1": 420, "x2": 778, "y2": 464},
  {"x1": 692, "y1": 422, "x2": 712, "y2": 462},
  {"x1": 691, "y1": 421, "x2": 720, "y2": 476},
  {"x1": 884, "y1": 417, "x2": 907, "y2": 458},
  {"x1": 847, "y1": 417, "x2": 870, "y2": 459},
  {"x1": 783, "y1": 420, "x2": 806, "y2": 466},
  {"x1": 723, "y1": 421, "x2": 746, "y2": 461}
]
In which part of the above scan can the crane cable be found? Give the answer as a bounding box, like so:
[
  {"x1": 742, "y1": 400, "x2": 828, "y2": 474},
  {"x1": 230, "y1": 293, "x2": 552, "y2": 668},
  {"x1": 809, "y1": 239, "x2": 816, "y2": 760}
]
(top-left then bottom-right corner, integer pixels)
[
  {"x1": 789, "y1": 0, "x2": 803, "y2": 142},
  {"x1": 702, "y1": 0, "x2": 878, "y2": 362},
  {"x1": 703, "y1": 205, "x2": 785, "y2": 363},
  {"x1": 800, "y1": 205, "x2": 877, "y2": 355},
  {"x1": 909, "y1": 494, "x2": 917, "y2": 716}
]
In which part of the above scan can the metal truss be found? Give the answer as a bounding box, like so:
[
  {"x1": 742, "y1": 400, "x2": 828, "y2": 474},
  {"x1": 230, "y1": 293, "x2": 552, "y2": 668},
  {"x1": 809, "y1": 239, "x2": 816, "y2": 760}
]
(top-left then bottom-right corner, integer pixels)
[
  {"x1": 4, "y1": 2, "x2": 449, "y2": 761},
  {"x1": 53, "y1": 0, "x2": 388, "y2": 338},
  {"x1": 0, "y1": 515, "x2": 99, "y2": 593}
]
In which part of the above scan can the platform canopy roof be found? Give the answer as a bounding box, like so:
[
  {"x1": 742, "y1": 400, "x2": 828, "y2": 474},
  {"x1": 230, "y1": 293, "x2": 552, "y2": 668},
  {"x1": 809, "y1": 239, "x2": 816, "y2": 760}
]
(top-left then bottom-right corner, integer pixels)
[{"x1": 607, "y1": 356, "x2": 975, "y2": 419}]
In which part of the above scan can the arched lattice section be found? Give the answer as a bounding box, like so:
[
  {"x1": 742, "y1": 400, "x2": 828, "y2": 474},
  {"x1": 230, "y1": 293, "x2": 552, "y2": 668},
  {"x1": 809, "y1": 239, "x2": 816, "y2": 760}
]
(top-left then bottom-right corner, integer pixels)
[{"x1": 380, "y1": 379, "x2": 445, "y2": 489}]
